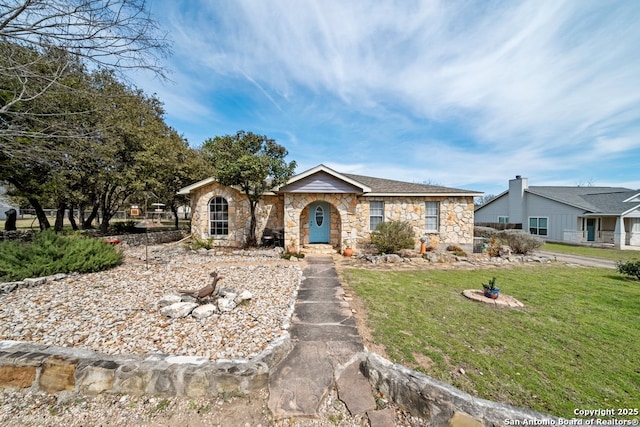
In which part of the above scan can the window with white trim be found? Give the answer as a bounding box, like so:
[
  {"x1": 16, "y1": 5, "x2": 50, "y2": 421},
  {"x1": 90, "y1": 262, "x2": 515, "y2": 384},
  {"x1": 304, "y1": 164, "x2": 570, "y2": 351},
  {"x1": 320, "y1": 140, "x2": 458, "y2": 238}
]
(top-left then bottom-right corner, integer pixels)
[
  {"x1": 425, "y1": 201, "x2": 439, "y2": 232},
  {"x1": 498, "y1": 216, "x2": 509, "y2": 224},
  {"x1": 529, "y1": 217, "x2": 548, "y2": 236},
  {"x1": 209, "y1": 196, "x2": 229, "y2": 236},
  {"x1": 370, "y1": 201, "x2": 384, "y2": 230}
]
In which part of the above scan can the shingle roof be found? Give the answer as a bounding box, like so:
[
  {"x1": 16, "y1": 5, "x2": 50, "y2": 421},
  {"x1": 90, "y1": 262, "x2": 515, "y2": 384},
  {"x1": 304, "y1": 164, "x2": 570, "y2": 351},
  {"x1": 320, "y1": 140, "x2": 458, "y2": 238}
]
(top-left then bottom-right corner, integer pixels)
[
  {"x1": 342, "y1": 173, "x2": 480, "y2": 195},
  {"x1": 526, "y1": 186, "x2": 639, "y2": 214}
]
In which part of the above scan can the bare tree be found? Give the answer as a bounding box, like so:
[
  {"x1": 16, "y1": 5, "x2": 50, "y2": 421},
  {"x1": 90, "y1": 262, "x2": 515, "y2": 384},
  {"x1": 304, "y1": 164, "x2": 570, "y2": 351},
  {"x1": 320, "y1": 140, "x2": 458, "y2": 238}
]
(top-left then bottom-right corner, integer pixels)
[{"x1": 0, "y1": 0, "x2": 171, "y2": 147}]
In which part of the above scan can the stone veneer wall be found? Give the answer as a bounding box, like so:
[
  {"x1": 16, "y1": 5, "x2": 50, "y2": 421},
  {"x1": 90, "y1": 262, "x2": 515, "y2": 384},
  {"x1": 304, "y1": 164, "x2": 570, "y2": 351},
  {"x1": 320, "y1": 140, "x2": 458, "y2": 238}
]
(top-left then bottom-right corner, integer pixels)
[
  {"x1": 190, "y1": 182, "x2": 284, "y2": 247},
  {"x1": 190, "y1": 183, "x2": 475, "y2": 252},
  {"x1": 284, "y1": 193, "x2": 357, "y2": 252},
  {"x1": 353, "y1": 196, "x2": 475, "y2": 250}
]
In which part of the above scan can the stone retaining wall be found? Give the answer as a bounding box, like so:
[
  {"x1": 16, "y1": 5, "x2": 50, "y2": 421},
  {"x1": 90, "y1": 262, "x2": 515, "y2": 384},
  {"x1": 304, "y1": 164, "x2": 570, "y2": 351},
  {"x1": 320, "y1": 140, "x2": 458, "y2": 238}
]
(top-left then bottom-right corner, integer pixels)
[
  {"x1": 362, "y1": 352, "x2": 559, "y2": 426},
  {"x1": 0, "y1": 338, "x2": 559, "y2": 425},
  {"x1": 0, "y1": 335, "x2": 292, "y2": 398}
]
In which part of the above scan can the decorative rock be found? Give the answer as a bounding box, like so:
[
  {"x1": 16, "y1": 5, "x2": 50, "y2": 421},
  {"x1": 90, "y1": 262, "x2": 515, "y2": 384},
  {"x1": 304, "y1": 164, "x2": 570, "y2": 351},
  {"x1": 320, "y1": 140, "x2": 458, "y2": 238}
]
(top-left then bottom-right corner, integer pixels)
[
  {"x1": 160, "y1": 302, "x2": 198, "y2": 318},
  {"x1": 180, "y1": 295, "x2": 197, "y2": 303},
  {"x1": 218, "y1": 298, "x2": 237, "y2": 313},
  {"x1": 384, "y1": 254, "x2": 403, "y2": 263},
  {"x1": 449, "y1": 411, "x2": 484, "y2": 427},
  {"x1": 157, "y1": 295, "x2": 182, "y2": 308},
  {"x1": 24, "y1": 277, "x2": 47, "y2": 287},
  {"x1": 235, "y1": 290, "x2": 253, "y2": 304},
  {"x1": 499, "y1": 245, "x2": 512, "y2": 257},
  {"x1": 192, "y1": 304, "x2": 217, "y2": 319}
]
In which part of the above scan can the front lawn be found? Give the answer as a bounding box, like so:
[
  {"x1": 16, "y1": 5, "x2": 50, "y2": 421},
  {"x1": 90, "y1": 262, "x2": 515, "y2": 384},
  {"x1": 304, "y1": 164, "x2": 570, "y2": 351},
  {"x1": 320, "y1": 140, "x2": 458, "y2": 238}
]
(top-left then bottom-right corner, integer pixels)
[{"x1": 342, "y1": 265, "x2": 640, "y2": 417}]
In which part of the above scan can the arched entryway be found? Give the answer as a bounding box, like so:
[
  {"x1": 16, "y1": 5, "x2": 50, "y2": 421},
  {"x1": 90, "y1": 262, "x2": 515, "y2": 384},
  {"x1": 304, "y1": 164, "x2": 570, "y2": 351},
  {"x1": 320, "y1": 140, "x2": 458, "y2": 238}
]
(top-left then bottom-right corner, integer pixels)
[{"x1": 308, "y1": 201, "x2": 330, "y2": 243}]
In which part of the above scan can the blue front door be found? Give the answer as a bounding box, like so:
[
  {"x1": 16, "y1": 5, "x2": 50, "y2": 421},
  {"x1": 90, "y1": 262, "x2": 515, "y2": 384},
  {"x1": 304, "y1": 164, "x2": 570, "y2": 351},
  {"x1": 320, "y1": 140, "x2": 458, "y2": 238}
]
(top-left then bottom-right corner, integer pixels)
[
  {"x1": 309, "y1": 202, "x2": 330, "y2": 243},
  {"x1": 587, "y1": 218, "x2": 596, "y2": 241}
]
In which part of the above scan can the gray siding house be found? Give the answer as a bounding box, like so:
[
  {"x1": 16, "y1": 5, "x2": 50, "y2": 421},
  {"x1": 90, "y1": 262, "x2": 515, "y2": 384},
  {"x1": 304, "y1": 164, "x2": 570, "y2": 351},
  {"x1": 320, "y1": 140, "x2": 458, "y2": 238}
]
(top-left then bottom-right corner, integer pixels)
[{"x1": 475, "y1": 176, "x2": 640, "y2": 250}]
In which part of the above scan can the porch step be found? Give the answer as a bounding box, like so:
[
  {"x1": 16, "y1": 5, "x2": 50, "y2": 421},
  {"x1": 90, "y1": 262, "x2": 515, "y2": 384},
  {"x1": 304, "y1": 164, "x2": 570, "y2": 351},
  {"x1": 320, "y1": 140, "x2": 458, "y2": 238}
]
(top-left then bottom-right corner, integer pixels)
[{"x1": 301, "y1": 244, "x2": 337, "y2": 255}]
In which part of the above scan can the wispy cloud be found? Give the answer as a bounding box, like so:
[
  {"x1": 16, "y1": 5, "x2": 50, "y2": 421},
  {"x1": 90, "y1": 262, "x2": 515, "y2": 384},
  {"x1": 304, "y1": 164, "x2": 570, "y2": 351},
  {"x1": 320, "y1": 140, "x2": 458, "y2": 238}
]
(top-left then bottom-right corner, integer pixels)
[{"x1": 136, "y1": 0, "x2": 640, "y2": 194}]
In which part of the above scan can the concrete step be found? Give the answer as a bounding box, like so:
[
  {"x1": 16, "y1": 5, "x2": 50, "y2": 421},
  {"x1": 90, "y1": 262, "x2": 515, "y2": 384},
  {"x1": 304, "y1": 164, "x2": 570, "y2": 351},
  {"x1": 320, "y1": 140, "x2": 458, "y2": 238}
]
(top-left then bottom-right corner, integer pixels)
[{"x1": 301, "y1": 244, "x2": 337, "y2": 254}]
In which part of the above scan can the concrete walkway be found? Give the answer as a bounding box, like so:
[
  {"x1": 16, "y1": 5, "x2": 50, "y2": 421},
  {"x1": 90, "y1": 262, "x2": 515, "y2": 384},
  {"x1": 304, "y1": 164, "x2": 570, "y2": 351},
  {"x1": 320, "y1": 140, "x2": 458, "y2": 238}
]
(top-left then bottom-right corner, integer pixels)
[
  {"x1": 535, "y1": 250, "x2": 617, "y2": 269},
  {"x1": 268, "y1": 255, "x2": 378, "y2": 420}
]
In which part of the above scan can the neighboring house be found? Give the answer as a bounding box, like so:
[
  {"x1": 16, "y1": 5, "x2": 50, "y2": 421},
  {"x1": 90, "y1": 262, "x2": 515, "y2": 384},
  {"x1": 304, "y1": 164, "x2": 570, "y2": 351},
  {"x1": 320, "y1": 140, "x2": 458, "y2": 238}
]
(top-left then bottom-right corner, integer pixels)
[
  {"x1": 474, "y1": 175, "x2": 640, "y2": 250},
  {"x1": 0, "y1": 185, "x2": 20, "y2": 220},
  {"x1": 178, "y1": 164, "x2": 482, "y2": 252}
]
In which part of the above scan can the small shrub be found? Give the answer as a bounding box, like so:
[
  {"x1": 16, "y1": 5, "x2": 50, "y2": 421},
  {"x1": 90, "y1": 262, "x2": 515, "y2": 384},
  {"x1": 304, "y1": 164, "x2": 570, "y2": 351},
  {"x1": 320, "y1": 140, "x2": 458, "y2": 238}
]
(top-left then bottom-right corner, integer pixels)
[
  {"x1": 446, "y1": 244, "x2": 466, "y2": 257},
  {"x1": 188, "y1": 237, "x2": 216, "y2": 250},
  {"x1": 486, "y1": 236, "x2": 502, "y2": 257},
  {"x1": 497, "y1": 230, "x2": 542, "y2": 254},
  {"x1": 616, "y1": 259, "x2": 640, "y2": 280},
  {"x1": 0, "y1": 231, "x2": 123, "y2": 281},
  {"x1": 282, "y1": 251, "x2": 305, "y2": 260},
  {"x1": 370, "y1": 221, "x2": 415, "y2": 254}
]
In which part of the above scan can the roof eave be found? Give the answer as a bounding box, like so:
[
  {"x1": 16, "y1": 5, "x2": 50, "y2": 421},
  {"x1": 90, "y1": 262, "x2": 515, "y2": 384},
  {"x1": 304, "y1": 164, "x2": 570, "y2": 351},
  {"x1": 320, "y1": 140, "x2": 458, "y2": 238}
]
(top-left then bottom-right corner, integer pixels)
[
  {"x1": 177, "y1": 177, "x2": 217, "y2": 195},
  {"x1": 365, "y1": 192, "x2": 482, "y2": 197}
]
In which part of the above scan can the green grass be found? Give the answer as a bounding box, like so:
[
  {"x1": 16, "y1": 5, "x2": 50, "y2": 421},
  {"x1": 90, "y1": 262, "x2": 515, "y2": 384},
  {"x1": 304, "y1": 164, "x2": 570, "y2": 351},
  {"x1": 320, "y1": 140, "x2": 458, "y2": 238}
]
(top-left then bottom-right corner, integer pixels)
[
  {"x1": 342, "y1": 266, "x2": 640, "y2": 418},
  {"x1": 543, "y1": 242, "x2": 640, "y2": 262}
]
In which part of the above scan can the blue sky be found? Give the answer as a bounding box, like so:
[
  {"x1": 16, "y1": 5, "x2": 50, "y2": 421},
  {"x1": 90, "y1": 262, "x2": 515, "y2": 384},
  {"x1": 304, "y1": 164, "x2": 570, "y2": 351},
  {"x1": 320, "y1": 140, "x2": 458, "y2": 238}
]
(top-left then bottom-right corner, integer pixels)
[{"x1": 131, "y1": 0, "x2": 640, "y2": 196}]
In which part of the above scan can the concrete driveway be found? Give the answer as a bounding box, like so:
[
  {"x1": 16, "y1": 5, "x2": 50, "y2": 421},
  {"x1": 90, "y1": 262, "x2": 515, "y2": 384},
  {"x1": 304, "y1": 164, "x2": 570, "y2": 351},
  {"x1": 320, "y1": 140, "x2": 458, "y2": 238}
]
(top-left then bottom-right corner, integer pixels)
[{"x1": 535, "y1": 250, "x2": 617, "y2": 269}]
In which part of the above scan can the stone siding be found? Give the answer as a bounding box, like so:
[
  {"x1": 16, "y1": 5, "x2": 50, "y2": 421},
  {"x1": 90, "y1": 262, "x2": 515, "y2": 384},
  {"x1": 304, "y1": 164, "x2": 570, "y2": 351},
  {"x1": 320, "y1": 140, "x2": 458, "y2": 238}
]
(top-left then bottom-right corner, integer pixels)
[
  {"x1": 190, "y1": 182, "x2": 475, "y2": 252},
  {"x1": 190, "y1": 183, "x2": 284, "y2": 247},
  {"x1": 354, "y1": 196, "x2": 475, "y2": 250}
]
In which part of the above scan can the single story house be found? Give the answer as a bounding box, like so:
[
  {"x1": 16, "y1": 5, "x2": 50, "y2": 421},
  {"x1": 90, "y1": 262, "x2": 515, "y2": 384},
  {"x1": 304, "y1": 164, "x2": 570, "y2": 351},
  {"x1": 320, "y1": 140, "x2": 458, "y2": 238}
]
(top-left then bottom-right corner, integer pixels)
[
  {"x1": 178, "y1": 164, "x2": 482, "y2": 253},
  {"x1": 474, "y1": 175, "x2": 640, "y2": 250}
]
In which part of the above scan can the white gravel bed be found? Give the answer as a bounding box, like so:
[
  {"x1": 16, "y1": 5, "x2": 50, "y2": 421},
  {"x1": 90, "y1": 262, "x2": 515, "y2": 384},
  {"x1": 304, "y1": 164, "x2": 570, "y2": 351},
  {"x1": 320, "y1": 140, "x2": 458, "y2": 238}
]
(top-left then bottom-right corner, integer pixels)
[{"x1": 0, "y1": 244, "x2": 302, "y2": 361}]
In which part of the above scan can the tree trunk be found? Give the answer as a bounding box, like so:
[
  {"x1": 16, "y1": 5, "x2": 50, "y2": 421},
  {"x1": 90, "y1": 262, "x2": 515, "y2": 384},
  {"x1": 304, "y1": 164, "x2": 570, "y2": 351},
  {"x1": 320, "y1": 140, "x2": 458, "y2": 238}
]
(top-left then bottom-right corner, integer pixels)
[
  {"x1": 27, "y1": 197, "x2": 51, "y2": 230},
  {"x1": 54, "y1": 202, "x2": 66, "y2": 232},
  {"x1": 246, "y1": 200, "x2": 258, "y2": 247},
  {"x1": 83, "y1": 202, "x2": 99, "y2": 229},
  {"x1": 170, "y1": 205, "x2": 179, "y2": 230},
  {"x1": 68, "y1": 204, "x2": 78, "y2": 230}
]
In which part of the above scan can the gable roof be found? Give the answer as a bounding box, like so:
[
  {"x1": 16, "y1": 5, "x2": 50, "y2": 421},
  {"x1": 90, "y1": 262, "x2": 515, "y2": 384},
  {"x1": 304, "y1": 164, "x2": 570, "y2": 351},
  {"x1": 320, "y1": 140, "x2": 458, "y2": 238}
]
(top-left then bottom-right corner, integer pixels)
[
  {"x1": 526, "y1": 186, "x2": 639, "y2": 215},
  {"x1": 475, "y1": 182, "x2": 640, "y2": 216},
  {"x1": 178, "y1": 164, "x2": 482, "y2": 197},
  {"x1": 341, "y1": 173, "x2": 481, "y2": 196},
  {"x1": 278, "y1": 164, "x2": 481, "y2": 196}
]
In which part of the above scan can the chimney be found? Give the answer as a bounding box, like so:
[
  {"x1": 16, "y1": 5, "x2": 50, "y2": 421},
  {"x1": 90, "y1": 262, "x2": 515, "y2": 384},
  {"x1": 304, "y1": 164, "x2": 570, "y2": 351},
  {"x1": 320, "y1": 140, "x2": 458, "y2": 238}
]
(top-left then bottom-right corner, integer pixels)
[{"x1": 508, "y1": 175, "x2": 528, "y2": 226}]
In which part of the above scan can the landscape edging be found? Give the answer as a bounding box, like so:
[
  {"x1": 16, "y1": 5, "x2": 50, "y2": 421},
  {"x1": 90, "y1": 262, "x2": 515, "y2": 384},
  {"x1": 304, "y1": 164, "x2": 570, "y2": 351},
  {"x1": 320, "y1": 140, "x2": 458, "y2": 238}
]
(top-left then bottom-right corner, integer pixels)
[
  {"x1": 361, "y1": 351, "x2": 559, "y2": 426},
  {"x1": 0, "y1": 335, "x2": 292, "y2": 397}
]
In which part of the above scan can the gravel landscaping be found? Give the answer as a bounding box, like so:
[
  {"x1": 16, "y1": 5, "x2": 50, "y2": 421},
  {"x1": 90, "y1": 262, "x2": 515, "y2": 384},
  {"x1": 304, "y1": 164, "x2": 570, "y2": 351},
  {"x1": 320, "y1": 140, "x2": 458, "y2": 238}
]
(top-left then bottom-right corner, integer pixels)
[{"x1": 0, "y1": 243, "x2": 302, "y2": 361}]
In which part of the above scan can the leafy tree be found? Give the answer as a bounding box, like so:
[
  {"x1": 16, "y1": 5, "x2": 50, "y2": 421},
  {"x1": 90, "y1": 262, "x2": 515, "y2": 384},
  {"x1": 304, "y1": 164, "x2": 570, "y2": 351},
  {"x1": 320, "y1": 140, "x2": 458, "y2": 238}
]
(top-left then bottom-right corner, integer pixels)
[
  {"x1": 202, "y1": 131, "x2": 296, "y2": 246},
  {"x1": 136, "y1": 129, "x2": 214, "y2": 230}
]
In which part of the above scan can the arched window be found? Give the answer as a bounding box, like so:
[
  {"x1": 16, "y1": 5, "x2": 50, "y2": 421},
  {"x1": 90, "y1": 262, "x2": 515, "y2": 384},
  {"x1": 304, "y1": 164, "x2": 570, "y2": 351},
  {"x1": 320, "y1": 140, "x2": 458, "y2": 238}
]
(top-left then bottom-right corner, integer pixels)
[{"x1": 209, "y1": 197, "x2": 229, "y2": 236}]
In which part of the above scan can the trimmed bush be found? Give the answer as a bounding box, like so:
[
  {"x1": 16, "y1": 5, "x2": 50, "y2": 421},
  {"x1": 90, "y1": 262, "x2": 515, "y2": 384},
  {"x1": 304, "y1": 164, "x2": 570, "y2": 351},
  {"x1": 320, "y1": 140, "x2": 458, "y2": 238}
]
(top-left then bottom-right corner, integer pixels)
[
  {"x1": 498, "y1": 229, "x2": 543, "y2": 254},
  {"x1": 474, "y1": 226, "x2": 498, "y2": 239},
  {"x1": 370, "y1": 221, "x2": 415, "y2": 254},
  {"x1": 0, "y1": 231, "x2": 123, "y2": 282},
  {"x1": 616, "y1": 260, "x2": 640, "y2": 280}
]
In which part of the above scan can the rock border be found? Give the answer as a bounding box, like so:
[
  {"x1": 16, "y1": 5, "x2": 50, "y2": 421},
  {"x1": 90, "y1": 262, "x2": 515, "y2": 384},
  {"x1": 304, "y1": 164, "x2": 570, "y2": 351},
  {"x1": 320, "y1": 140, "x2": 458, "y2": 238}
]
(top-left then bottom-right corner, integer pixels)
[{"x1": 0, "y1": 335, "x2": 292, "y2": 397}]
